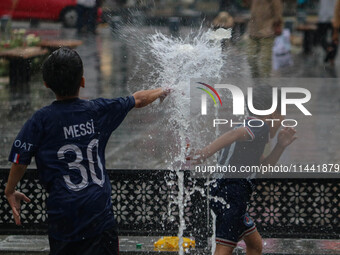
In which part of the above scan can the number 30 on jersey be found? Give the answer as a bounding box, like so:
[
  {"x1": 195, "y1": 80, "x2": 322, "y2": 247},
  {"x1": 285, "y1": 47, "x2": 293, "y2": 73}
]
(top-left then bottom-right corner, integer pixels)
[{"x1": 57, "y1": 139, "x2": 105, "y2": 191}]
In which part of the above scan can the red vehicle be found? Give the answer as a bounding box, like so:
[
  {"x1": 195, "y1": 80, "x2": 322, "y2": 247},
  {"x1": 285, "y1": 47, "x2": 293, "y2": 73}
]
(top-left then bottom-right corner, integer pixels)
[{"x1": 0, "y1": 0, "x2": 100, "y2": 28}]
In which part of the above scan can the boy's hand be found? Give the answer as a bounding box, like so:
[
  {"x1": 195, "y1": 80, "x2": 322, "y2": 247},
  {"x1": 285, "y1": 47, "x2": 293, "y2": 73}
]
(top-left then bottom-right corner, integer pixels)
[
  {"x1": 186, "y1": 149, "x2": 205, "y2": 165},
  {"x1": 277, "y1": 127, "x2": 297, "y2": 148},
  {"x1": 5, "y1": 190, "x2": 31, "y2": 225},
  {"x1": 133, "y1": 88, "x2": 172, "y2": 108},
  {"x1": 159, "y1": 88, "x2": 172, "y2": 103}
]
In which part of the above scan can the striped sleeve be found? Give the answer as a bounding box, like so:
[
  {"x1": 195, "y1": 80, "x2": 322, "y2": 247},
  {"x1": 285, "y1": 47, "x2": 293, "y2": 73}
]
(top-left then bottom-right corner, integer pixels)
[
  {"x1": 8, "y1": 113, "x2": 42, "y2": 165},
  {"x1": 245, "y1": 126, "x2": 256, "y2": 141},
  {"x1": 245, "y1": 119, "x2": 270, "y2": 143}
]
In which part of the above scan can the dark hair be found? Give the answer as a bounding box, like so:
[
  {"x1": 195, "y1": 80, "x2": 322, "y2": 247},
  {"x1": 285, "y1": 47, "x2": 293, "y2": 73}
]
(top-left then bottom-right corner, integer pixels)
[
  {"x1": 246, "y1": 84, "x2": 281, "y2": 116},
  {"x1": 42, "y1": 48, "x2": 83, "y2": 97}
]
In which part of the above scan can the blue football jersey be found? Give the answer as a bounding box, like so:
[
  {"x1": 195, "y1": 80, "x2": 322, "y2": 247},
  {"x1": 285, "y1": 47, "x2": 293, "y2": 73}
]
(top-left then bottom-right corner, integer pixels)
[
  {"x1": 8, "y1": 96, "x2": 135, "y2": 241},
  {"x1": 218, "y1": 117, "x2": 270, "y2": 172}
]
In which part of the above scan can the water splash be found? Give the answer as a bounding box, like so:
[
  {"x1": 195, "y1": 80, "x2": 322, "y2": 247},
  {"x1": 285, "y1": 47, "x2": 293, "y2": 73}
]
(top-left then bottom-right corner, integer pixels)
[
  {"x1": 145, "y1": 29, "x2": 226, "y2": 254},
  {"x1": 114, "y1": 23, "x2": 228, "y2": 253},
  {"x1": 147, "y1": 29, "x2": 225, "y2": 161}
]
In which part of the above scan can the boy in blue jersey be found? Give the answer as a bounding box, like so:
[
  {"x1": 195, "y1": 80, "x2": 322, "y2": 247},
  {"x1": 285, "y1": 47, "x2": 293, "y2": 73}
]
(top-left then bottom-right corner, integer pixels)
[
  {"x1": 189, "y1": 86, "x2": 297, "y2": 255},
  {"x1": 4, "y1": 48, "x2": 170, "y2": 255}
]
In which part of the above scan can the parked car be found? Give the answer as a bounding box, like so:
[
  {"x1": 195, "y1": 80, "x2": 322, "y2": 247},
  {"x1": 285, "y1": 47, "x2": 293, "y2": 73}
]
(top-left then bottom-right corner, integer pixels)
[{"x1": 0, "y1": 0, "x2": 101, "y2": 28}]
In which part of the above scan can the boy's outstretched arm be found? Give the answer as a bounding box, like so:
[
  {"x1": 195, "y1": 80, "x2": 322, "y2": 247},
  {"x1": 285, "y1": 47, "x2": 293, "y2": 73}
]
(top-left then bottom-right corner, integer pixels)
[
  {"x1": 261, "y1": 127, "x2": 297, "y2": 165},
  {"x1": 190, "y1": 127, "x2": 251, "y2": 164},
  {"x1": 133, "y1": 88, "x2": 170, "y2": 108},
  {"x1": 5, "y1": 163, "x2": 31, "y2": 225}
]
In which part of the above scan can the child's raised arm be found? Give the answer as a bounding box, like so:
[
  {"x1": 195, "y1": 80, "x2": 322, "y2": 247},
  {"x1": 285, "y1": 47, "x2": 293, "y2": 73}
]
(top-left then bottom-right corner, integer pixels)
[
  {"x1": 261, "y1": 127, "x2": 297, "y2": 166},
  {"x1": 133, "y1": 88, "x2": 170, "y2": 108},
  {"x1": 190, "y1": 127, "x2": 252, "y2": 164}
]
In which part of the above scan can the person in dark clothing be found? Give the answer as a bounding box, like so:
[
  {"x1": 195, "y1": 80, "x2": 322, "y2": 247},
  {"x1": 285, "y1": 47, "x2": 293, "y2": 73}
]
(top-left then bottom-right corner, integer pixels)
[
  {"x1": 317, "y1": 0, "x2": 338, "y2": 65},
  {"x1": 77, "y1": 0, "x2": 97, "y2": 34}
]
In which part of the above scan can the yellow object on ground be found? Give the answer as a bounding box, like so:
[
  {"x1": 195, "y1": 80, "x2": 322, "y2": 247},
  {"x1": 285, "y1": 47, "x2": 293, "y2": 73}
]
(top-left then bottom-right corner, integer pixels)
[{"x1": 154, "y1": 236, "x2": 195, "y2": 251}]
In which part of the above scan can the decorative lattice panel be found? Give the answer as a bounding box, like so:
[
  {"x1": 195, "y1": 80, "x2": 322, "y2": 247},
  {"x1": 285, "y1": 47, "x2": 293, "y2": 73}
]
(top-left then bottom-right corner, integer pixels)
[{"x1": 248, "y1": 179, "x2": 339, "y2": 238}]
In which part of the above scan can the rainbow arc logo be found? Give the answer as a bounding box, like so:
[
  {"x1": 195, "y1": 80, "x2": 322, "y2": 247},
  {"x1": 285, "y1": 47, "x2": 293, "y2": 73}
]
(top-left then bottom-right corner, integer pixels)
[{"x1": 196, "y1": 82, "x2": 222, "y2": 106}]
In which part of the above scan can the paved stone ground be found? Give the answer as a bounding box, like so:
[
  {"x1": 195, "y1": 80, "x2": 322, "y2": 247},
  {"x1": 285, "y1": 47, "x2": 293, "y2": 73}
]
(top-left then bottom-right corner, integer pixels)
[{"x1": 0, "y1": 235, "x2": 339, "y2": 254}]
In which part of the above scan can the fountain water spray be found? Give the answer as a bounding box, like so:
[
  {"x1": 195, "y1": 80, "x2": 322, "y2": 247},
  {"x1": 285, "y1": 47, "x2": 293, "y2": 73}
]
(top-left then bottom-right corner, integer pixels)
[
  {"x1": 146, "y1": 29, "x2": 228, "y2": 254},
  {"x1": 116, "y1": 23, "x2": 231, "y2": 254}
]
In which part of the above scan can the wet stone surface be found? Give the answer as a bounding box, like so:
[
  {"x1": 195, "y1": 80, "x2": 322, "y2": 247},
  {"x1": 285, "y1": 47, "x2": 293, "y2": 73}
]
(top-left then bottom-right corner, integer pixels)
[{"x1": 0, "y1": 235, "x2": 339, "y2": 254}]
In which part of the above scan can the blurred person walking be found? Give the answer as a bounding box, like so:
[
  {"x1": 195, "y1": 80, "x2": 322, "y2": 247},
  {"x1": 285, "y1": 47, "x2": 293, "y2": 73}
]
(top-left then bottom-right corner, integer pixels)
[
  {"x1": 246, "y1": 0, "x2": 283, "y2": 77},
  {"x1": 317, "y1": 0, "x2": 337, "y2": 65},
  {"x1": 77, "y1": 0, "x2": 97, "y2": 34},
  {"x1": 332, "y1": 0, "x2": 340, "y2": 64}
]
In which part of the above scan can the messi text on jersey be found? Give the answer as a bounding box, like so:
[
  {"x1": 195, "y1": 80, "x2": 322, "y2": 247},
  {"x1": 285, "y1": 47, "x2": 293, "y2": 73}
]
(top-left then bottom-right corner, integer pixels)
[{"x1": 63, "y1": 119, "x2": 95, "y2": 139}]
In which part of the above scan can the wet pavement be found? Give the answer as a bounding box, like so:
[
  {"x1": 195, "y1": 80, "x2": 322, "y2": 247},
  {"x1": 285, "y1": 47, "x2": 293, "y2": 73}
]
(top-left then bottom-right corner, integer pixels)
[{"x1": 0, "y1": 235, "x2": 339, "y2": 254}]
